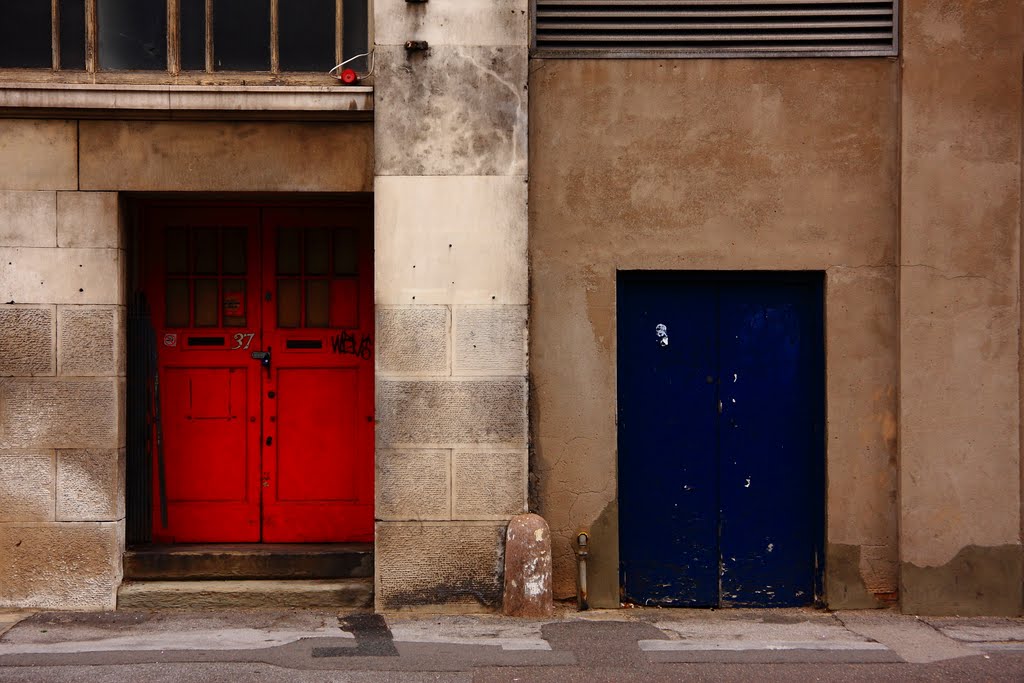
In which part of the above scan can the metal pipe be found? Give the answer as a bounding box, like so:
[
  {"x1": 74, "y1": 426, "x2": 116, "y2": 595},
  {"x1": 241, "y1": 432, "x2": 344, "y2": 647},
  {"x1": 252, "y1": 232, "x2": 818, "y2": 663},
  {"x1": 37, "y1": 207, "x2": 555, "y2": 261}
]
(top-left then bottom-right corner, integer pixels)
[{"x1": 574, "y1": 531, "x2": 589, "y2": 611}]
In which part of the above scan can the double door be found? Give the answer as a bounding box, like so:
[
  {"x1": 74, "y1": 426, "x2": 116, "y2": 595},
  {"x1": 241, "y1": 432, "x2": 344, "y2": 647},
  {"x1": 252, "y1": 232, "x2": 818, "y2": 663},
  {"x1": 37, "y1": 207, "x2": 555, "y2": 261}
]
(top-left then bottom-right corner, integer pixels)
[
  {"x1": 617, "y1": 272, "x2": 824, "y2": 607},
  {"x1": 142, "y1": 205, "x2": 373, "y2": 543}
]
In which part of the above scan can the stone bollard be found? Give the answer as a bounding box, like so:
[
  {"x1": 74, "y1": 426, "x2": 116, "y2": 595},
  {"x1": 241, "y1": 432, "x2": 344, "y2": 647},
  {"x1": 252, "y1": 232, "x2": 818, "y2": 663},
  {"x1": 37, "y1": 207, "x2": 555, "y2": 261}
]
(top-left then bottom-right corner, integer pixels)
[{"x1": 502, "y1": 513, "x2": 554, "y2": 617}]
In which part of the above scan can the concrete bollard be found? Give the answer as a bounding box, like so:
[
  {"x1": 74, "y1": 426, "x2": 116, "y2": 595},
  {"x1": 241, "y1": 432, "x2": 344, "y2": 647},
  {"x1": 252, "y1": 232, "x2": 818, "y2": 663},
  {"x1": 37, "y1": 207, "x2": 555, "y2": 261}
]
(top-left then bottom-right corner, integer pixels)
[{"x1": 502, "y1": 513, "x2": 554, "y2": 617}]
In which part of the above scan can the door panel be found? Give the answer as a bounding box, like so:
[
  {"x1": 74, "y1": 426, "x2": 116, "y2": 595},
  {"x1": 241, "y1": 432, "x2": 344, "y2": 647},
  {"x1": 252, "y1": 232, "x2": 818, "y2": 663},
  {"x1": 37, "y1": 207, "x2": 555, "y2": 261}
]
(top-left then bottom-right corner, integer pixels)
[
  {"x1": 617, "y1": 273, "x2": 824, "y2": 607},
  {"x1": 162, "y1": 367, "x2": 250, "y2": 502},
  {"x1": 143, "y1": 204, "x2": 373, "y2": 544},
  {"x1": 718, "y1": 282, "x2": 823, "y2": 607},
  {"x1": 147, "y1": 208, "x2": 263, "y2": 543},
  {"x1": 274, "y1": 367, "x2": 359, "y2": 502},
  {"x1": 617, "y1": 278, "x2": 720, "y2": 607},
  {"x1": 259, "y1": 208, "x2": 374, "y2": 543}
]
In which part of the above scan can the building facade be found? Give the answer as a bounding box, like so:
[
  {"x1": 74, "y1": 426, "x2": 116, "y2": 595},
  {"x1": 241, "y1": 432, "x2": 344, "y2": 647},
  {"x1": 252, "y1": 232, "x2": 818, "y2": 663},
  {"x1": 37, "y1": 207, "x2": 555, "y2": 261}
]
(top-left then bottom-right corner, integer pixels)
[{"x1": 0, "y1": 0, "x2": 1021, "y2": 616}]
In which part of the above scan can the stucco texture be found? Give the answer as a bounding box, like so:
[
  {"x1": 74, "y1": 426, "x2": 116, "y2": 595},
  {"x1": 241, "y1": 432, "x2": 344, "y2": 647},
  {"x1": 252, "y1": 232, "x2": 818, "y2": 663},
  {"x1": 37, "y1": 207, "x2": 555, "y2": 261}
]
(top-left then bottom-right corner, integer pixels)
[
  {"x1": 898, "y1": 0, "x2": 1024, "y2": 615},
  {"x1": 529, "y1": 58, "x2": 900, "y2": 608}
]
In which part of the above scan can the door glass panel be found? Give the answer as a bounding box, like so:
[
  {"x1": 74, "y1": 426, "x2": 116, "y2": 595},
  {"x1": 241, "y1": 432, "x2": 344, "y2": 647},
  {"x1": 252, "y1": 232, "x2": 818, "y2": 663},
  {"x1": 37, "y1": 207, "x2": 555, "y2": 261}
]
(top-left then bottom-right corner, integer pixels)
[
  {"x1": 180, "y1": 0, "x2": 206, "y2": 70},
  {"x1": 279, "y1": 0, "x2": 335, "y2": 72},
  {"x1": 59, "y1": 0, "x2": 87, "y2": 69},
  {"x1": 165, "y1": 228, "x2": 189, "y2": 274},
  {"x1": 165, "y1": 279, "x2": 190, "y2": 327},
  {"x1": 223, "y1": 280, "x2": 246, "y2": 327},
  {"x1": 277, "y1": 229, "x2": 300, "y2": 275},
  {"x1": 0, "y1": 1, "x2": 52, "y2": 68},
  {"x1": 277, "y1": 279, "x2": 301, "y2": 328},
  {"x1": 213, "y1": 0, "x2": 270, "y2": 71},
  {"x1": 195, "y1": 279, "x2": 219, "y2": 327},
  {"x1": 306, "y1": 280, "x2": 329, "y2": 328},
  {"x1": 305, "y1": 228, "x2": 330, "y2": 275},
  {"x1": 334, "y1": 228, "x2": 358, "y2": 275},
  {"x1": 222, "y1": 228, "x2": 247, "y2": 274},
  {"x1": 193, "y1": 229, "x2": 218, "y2": 274},
  {"x1": 98, "y1": 0, "x2": 167, "y2": 70}
]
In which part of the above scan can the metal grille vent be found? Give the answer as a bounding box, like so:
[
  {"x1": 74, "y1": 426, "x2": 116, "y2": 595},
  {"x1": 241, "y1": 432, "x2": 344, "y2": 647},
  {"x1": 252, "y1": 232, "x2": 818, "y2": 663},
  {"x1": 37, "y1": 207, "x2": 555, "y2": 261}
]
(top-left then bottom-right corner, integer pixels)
[{"x1": 534, "y1": 1, "x2": 898, "y2": 58}]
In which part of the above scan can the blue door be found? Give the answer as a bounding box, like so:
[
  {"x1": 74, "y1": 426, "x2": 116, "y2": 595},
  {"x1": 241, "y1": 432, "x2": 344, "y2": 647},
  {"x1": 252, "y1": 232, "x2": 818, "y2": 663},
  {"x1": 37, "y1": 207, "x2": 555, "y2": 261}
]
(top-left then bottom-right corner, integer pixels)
[{"x1": 617, "y1": 272, "x2": 824, "y2": 607}]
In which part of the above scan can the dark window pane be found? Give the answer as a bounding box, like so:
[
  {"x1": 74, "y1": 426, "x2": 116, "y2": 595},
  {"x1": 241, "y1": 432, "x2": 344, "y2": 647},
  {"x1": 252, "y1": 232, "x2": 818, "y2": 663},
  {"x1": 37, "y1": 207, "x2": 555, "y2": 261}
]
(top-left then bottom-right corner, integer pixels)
[
  {"x1": 0, "y1": 1, "x2": 52, "y2": 68},
  {"x1": 166, "y1": 279, "x2": 190, "y2": 327},
  {"x1": 277, "y1": 229, "x2": 300, "y2": 275},
  {"x1": 195, "y1": 279, "x2": 219, "y2": 327},
  {"x1": 98, "y1": 0, "x2": 167, "y2": 70},
  {"x1": 277, "y1": 279, "x2": 301, "y2": 328},
  {"x1": 330, "y1": 279, "x2": 358, "y2": 328},
  {"x1": 305, "y1": 228, "x2": 330, "y2": 275},
  {"x1": 180, "y1": 0, "x2": 206, "y2": 70},
  {"x1": 280, "y1": 0, "x2": 334, "y2": 72},
  {"x1": 342, "y1": 0, "x2": 368, "y2": 72},
  {"x1": 59, "y1": 0, "x2": 86, "y2": 69},
  {"x1": 165, "y1": 228, "x2": 189, "y2": 274},
  {"x1": 193, "y1": 228, "x2": 218, "y2": 274},
  {"x1": 213, "y1": 0, "x2": 269, "y2": 71},
  {"x1": 306, "y1": 280, "x2": 329, "y2": 328},
  {"x1": 334, "y1": 228, "x2": 358, "y2": 275},
  {"x1": 223, "y1": 280, "x2": 246, "y2": 327},
  {"x1": 222, "y1": 228, "x2": 246, "y2": 274}
]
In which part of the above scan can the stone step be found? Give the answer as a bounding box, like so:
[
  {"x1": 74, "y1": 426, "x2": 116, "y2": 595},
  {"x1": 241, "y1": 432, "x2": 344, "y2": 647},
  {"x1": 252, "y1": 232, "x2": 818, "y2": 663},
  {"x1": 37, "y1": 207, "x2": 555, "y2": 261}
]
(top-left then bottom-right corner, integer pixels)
[
  {"x1": 124, "y1": 544, "x2": 373, "y2": 581},
  {"x1": 117, "y1": 579, "x2": 373, "y2": 610}
]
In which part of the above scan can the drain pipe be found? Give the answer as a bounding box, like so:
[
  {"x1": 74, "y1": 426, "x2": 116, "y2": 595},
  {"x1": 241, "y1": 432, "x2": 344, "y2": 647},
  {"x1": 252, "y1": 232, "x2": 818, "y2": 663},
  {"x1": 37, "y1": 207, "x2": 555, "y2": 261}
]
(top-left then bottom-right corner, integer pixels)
[{"x1": 574, "y1": 531, "x2": 589, "y2": 611}]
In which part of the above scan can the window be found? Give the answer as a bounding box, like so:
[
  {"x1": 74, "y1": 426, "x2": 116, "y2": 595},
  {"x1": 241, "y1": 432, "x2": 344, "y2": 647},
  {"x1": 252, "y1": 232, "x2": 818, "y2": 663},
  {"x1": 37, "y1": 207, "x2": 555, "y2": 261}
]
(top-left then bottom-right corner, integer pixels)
[
  {"x1": 0, "y1": 0, "x2": 369, "y2": 73},
  {"x1": 533, "y1": 1, "x2": 898, "y2": 58}
]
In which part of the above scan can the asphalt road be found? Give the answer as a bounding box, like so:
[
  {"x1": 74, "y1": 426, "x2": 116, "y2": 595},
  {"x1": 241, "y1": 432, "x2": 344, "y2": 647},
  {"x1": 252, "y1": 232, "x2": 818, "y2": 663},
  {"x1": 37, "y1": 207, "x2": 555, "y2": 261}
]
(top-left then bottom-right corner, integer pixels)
[{"x1": 1, "y1": 609, "x2": 1022, "y2": 682}]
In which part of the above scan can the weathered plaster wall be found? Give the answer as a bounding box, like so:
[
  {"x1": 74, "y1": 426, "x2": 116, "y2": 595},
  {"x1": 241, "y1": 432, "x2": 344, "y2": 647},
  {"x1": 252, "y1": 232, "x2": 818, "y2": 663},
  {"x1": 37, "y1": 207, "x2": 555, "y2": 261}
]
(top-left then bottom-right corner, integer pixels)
[
  {"x1": 529, "y1": 59, "x2": 900, "y2": 608},
  {"x1": 0, "y1": 118, "x2": 374, "y2": 609},
  {"x1": 899, "y1": 0, "x2": 1024, "y2": 615},
  {"x1": 372, "y1": 0, "x2": 530, "y2": 610}
]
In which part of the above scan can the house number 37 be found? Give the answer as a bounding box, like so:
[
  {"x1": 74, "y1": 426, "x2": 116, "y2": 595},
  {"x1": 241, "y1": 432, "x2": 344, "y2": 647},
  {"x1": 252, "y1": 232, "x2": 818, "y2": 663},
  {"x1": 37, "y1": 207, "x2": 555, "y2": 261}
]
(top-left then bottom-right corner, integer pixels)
[{"x1": 232, "y1": 333, "x2": 255, "y2": 350}]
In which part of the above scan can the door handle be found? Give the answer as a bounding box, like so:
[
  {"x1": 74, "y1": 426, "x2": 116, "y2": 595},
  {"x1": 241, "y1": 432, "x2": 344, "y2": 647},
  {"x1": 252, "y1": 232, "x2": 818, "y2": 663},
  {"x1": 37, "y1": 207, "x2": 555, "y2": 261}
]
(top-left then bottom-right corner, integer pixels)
[{"x1": 251, "y1": 349, "x2": 271, "y2": 370}]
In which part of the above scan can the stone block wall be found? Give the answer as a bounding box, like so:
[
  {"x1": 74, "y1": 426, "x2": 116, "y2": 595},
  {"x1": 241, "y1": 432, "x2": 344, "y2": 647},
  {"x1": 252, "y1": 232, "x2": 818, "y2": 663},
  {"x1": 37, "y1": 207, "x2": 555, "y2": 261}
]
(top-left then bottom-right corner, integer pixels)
[
  {"x1": 0, "y1": 120, "x2": 126, "y2": 609},
  {"x1": 372, "y1": 0, "x2": 529, "y2": 610}
]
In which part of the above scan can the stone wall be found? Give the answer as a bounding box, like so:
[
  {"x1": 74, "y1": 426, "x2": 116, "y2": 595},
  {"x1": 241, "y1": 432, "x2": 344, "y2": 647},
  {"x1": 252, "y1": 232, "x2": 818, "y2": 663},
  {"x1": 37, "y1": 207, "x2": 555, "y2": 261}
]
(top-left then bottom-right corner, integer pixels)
[
  {"x1": 372, "y1": 0, "x2": 530, "y2": 610},
  {"x1": 0, "y1": 118, "x2": 374, "y2": 609},
  {"x1": 0, "y1": 121, "x2": 125, "y2": 609}
]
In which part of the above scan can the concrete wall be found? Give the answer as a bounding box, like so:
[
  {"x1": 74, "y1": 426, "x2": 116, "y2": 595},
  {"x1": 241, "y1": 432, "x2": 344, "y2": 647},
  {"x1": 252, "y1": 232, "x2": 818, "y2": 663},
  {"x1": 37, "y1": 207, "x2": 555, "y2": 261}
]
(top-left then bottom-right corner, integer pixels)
[
  {"x1": 529, "y1": 59, "x2": 901, "y2": 608},
  {"x1": 899, "y1": 0, "x2": 1024, "y2": 615},
  {"x1": 372, "y1": 0, "x2": 530, "y2": 610},
  {"x1": 0, "y1": 118, "x2": 373, "y2": 609}
]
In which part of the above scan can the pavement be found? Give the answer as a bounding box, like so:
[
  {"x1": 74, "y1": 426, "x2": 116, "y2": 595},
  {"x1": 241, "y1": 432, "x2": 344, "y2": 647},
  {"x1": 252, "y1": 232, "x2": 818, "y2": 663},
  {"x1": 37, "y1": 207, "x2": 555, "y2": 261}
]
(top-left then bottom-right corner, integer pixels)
[{"x1": 0, "y1": 605, "x2": 1022, "y2": 681}]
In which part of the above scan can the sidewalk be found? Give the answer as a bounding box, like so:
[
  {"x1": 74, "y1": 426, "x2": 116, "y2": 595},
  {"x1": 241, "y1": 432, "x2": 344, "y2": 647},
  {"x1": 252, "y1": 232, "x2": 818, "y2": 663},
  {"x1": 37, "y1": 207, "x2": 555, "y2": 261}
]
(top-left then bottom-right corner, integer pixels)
[{"x1": 0, "y1": 605, "x2": 1022, "y2": 681}]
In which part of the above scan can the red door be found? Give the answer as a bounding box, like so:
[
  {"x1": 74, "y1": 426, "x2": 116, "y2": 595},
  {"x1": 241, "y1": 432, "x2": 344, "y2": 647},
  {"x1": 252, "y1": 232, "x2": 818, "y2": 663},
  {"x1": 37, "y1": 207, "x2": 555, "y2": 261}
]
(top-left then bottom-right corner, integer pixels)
[{"x1": 142, "y1": 204, "x2": 373, "y2": 543}]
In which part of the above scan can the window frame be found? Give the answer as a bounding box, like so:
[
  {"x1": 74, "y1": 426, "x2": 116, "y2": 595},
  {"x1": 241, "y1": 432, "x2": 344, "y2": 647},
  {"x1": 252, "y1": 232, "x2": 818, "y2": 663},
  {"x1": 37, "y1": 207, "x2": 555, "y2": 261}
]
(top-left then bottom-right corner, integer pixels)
[{"x1": 0, "y1": 0, "x2": 369, "y2": 84}]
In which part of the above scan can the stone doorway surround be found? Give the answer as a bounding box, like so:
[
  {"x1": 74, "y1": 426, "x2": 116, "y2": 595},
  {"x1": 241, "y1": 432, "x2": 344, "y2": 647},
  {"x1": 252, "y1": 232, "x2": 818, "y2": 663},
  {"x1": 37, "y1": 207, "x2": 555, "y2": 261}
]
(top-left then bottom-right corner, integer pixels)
[{"x1": 0, "y1": 112, "x2": 372, "y2": 609}]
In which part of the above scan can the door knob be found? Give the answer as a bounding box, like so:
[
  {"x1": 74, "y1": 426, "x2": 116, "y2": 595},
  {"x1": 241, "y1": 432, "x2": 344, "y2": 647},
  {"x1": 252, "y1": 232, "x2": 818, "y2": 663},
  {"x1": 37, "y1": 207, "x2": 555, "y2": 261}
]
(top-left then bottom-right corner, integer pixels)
[{"x1": 251, "y1": 350, "x2": 271, "y2": 368}]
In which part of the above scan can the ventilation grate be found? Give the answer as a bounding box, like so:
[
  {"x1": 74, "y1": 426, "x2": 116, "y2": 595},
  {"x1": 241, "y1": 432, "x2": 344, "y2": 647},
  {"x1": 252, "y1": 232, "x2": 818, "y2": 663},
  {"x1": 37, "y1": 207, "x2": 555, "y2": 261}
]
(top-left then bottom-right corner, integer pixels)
[{"x1": 534, "y1": 0, "x2": 898, "y2": 57}]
